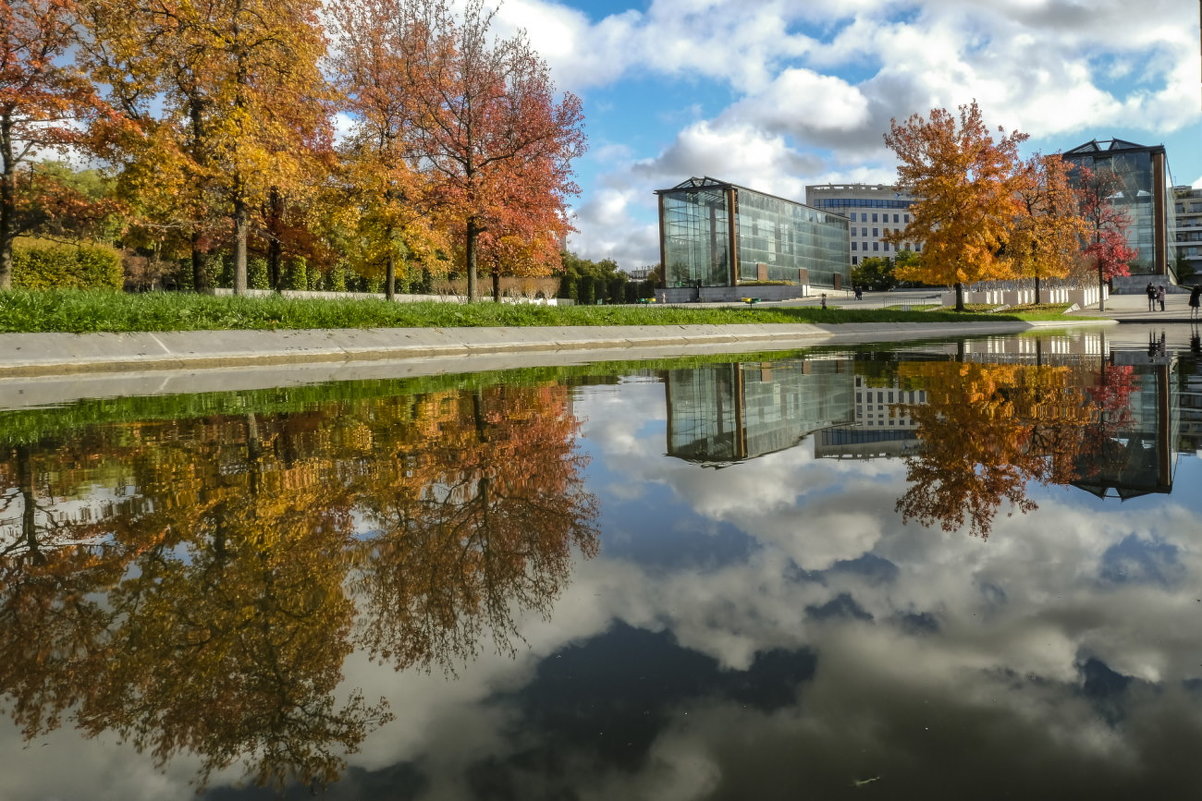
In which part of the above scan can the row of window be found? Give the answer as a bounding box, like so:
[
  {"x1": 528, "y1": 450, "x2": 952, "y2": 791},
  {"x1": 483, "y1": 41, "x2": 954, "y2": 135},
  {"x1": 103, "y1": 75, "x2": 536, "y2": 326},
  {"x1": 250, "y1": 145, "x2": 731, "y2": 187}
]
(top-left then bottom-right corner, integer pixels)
[
  {"x1": 852, "y1": 241, "x2": 917, "y2": 252},
  {"x1": 815, "y1": 198, "x2": 914, "y2": 210},
  {"x1": 842, "y1": 212, "x2": 911, "y2": 224}
]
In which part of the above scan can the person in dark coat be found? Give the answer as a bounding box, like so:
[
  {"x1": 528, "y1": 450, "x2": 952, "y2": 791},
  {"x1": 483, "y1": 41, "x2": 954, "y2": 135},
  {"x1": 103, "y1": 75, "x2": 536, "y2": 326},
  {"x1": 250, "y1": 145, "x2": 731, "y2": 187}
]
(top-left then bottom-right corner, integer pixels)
[
  {"x1": 1146, "y1": 282, "x2": 1156, "y2": 311},
  {"x1": 1190, "y1": 285, "x2": 1201, "y2": 321}
]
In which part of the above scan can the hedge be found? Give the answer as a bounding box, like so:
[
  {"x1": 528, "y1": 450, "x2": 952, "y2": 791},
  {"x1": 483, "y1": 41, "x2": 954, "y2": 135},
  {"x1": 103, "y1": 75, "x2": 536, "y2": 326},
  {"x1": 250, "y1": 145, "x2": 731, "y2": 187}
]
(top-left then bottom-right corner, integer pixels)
[{"x1": 12, "y1": 239, "x2": 124, "y2": 290}]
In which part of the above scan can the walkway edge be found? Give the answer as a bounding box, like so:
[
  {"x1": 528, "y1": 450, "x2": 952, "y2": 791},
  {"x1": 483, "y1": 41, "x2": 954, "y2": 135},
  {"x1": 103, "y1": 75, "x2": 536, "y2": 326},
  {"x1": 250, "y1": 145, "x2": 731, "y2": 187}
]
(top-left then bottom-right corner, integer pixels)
[{"x1": 0, "y1": 319, "x2": 1114, "y2": 379}]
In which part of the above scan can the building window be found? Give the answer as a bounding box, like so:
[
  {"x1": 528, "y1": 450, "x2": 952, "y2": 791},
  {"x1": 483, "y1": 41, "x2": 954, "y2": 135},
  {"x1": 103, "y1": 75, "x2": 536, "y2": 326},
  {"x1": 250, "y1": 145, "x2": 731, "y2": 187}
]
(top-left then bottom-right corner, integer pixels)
[
  {"x1": 893, "y1": 214, "x2": 899, "y2": 223},
  {"x1": 873, "y1": 242, "x2": 879, "y2": 251},
  {"x1": 861, "y1": 227, "x2": 867, "y2": 236},
  {"x1": 872, "y1": 227, "x2": 879, "y2": 237},
  {"x1": 872, "y1": 213, "x2": 879, "y2": 222},
  {"x1": 904, "y1": 214, "x2": 910, "y2": 223},
  {"x1": 851, "y1": 241, "x2": 857, "y2": 251},
  {"x1": 852, "y1": 256, "x2": 859, "y2": 264}
]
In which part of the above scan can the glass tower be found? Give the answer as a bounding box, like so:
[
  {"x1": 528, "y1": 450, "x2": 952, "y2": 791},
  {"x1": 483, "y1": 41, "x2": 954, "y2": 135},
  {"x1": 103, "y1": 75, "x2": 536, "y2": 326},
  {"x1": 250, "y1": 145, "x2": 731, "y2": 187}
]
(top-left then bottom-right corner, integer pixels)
[{"x1": 1061, "y1": 139, "x2": 1176, "y2": 279}]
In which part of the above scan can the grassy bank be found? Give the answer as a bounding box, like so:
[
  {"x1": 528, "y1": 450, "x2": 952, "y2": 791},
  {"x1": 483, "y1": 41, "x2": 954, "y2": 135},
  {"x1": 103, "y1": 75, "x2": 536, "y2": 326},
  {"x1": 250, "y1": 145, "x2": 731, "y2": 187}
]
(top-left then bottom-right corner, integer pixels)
[{"x1": 0, "y1": 288, "x2": 1046, "y2": 334}]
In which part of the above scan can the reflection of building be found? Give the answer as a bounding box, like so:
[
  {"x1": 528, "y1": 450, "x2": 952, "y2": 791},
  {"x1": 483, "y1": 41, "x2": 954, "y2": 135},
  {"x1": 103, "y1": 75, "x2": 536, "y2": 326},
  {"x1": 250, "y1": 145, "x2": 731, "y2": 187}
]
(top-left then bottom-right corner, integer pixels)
[
  {"x1": 815, "y1": 376, "x2": 924, "y2": 459},
  {"x1": 804, "y1": 184, "x2": 921, "y2": 267},
  {"x1": 665, "y1": 359, "x2": 854, "y2": 465},
  {"x1": 1061, "y1": 139, "x2": 1176, "y2": 284},
  {"x1": 1072, "y1": 355, "x2": 1177, "y2": 499},
  {"x1": 655, "y1": 177, "x2": 851, "y2": 290},
  {"x1": 1173, "y1": 185, "x2": 1202, "y2": 279}
]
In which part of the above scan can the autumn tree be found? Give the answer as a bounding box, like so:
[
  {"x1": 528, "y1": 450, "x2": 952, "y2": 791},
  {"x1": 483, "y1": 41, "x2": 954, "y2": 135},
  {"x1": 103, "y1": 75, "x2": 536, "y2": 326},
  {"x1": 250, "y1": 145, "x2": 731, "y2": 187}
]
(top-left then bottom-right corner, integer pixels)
[
  {"x1": 1010, "y1": 154, "x2": 1086, "y2": 304},
  {"x1": 328, "y1": 0, "x2": 448, "y2": 299},
  {"x1": 79, "y1": 0, "x2": 333, "y2": 293},
  {"x1": 0, "y1": 0, "x2": 108, "y2": 287},
  {"x1": 1074, "y1": 164, "x2": 1137, "y2": 312},
  {"x1": 396, "y1": 0, "x2": 585, "y2": 302},
  {"x1": 884, "y1": 101, "x2": 1028, "y2": 311}
]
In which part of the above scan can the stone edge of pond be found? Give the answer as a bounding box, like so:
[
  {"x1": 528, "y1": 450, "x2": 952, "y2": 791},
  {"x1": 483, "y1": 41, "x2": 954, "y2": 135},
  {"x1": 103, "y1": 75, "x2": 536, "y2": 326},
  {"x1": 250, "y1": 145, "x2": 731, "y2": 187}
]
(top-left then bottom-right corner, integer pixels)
[{"x1": 0, "y1": 319, "x2": 1115, "y2": 381}]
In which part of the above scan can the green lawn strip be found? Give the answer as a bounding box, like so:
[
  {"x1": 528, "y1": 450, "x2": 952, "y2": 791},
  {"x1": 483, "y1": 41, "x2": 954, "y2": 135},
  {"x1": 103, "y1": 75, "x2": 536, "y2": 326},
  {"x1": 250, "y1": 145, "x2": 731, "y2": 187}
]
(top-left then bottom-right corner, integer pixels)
[{"x1": 0, "y1": 289, "x2": 1032, "y2": 333}]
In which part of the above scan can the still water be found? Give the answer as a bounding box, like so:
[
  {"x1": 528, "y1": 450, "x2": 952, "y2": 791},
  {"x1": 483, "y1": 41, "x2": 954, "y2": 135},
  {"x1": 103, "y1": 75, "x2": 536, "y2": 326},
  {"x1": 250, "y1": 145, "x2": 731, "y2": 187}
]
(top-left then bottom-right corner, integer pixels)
[{"x1": 1, "y1": 329, "x2": 1201, "y2": 800}]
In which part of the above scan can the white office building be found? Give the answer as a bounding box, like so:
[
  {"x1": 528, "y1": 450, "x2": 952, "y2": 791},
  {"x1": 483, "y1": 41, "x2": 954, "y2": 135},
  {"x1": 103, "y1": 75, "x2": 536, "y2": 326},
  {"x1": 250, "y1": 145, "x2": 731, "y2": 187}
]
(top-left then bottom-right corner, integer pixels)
[{"x1": 804, "y1": 184, "x2": 922, "y2": 267}]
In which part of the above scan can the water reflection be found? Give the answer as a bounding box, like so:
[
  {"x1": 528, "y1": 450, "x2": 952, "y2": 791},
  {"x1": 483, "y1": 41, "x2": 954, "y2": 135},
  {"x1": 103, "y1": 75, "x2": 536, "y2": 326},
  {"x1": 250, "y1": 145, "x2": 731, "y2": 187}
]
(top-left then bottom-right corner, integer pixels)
[
  {"x1": 0, "y1": 384, "x2": 597, "y2": 790},
  {"x1": 662, "y1": 332, "x2": 1181, "y2": 537},
  {"x1": 0, "y1": 331, "x2": 1200, "y2": 798}
]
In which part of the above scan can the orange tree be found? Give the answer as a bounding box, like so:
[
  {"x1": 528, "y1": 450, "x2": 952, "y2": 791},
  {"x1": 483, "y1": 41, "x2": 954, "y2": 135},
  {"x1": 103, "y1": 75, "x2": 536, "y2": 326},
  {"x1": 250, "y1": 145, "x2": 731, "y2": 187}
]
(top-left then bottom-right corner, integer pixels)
[
  {"x1": 1009, "y1": 154, "x2": 1086, "y2": 304},
  {"x1": 0, "y1": 0, "x2": 109, "y2": 287},
  {"x1": 883, "y1": 100, "x2": 1028, "y2": 311},
  {"x1": 395, "y1": 0, "x2": 585, "y2": 302}
]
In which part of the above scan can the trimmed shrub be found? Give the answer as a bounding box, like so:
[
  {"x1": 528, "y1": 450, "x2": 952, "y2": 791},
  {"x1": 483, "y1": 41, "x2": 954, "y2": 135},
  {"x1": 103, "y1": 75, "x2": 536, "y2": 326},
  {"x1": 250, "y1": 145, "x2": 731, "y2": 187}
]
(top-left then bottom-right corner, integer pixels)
[{"x1": 12, "y1": 239, "x2": 123, "y2": 290}]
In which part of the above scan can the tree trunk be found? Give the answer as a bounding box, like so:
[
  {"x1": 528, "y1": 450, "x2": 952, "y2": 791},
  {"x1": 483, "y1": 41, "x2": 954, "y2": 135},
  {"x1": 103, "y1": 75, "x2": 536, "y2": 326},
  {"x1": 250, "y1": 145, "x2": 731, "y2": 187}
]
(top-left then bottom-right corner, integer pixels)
[
  {"x1": 266, "y1": 186, "x2": 283, "y2": 291},
  {"x1": 16, "y1": 446, "x2": 44, "y2": 565},
  {"x1": 466, "y1": 217, "x2": 480, "y2": 302},
  {"x1": 0, "y1": 116, "x2": 15, "y2": 290},
  {"x1": 1097, "y1": 263, "x2": 1106, "y2": 312},
  {"x1": 384, "y1": 223, "x2": 396, "y2": 301},
  {"x1": 955, "y1": 282, "x2": 965, "y2": 312},
  {"x1": 1034, "y1": 274, "x2": 1041, "y2": 306},
  {"x1": 233, "y1": 194, "x2": 249, "y2": 295},
  {"x1": 491, "y1": 270, "x2": 501, "y2": 303},
  {"x1": 191, "y1": 231, "x2": 206, "y2": 292}
]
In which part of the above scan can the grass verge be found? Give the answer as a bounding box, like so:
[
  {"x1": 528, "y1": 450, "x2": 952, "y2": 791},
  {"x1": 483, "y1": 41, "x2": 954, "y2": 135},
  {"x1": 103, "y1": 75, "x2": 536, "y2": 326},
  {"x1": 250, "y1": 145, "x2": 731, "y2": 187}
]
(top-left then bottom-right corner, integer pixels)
[{"x1": 0, "y1": 288, "x2": 1051, "y2": 334}]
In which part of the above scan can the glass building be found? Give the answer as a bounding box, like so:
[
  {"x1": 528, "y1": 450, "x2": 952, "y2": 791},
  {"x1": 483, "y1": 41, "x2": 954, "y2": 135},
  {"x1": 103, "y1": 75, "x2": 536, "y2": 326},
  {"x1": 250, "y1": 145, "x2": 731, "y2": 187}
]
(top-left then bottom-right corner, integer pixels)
[
  {"x1": 1061, "y1": 139, "x2": 1176, "y2": 280},
  {"x1": 656, "y1": 177, "x2": 851, "y2": 288}
]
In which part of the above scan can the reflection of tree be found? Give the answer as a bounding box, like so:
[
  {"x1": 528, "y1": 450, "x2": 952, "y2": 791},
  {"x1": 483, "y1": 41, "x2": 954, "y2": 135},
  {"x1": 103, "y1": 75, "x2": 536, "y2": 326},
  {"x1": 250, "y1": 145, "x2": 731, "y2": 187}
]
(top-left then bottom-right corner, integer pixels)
[
  {"x1": 0, "y1": 382, "x2": 596, "y2": 789},
  {"x1": 895, "y1": 361, "x2": 1136, "y2": 538},
  {"x1": 353, "y1": 385, "x2": 599, "y2": 672},
  {"x1": 75, "y1": 414, "x2": 389, "y2": 790}
]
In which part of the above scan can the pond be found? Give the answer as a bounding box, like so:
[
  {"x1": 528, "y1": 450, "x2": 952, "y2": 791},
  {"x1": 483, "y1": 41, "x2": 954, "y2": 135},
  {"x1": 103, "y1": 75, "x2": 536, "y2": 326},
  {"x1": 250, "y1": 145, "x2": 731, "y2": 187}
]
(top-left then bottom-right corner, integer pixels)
[{"x1": 0, "y1": 328, "x2": 1200, "y2": 800}]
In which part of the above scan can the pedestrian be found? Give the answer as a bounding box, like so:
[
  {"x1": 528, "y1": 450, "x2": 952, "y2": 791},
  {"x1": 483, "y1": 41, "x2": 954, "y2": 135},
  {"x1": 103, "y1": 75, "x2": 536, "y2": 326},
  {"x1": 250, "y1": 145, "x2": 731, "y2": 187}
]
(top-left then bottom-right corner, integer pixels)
[
  {"x1": 820, "y1": 293, "x2": 827, "y2": 309},
  {"x1": 1190, "y1": 285, "x2": 1201, "y2": 320},
  {"x1": 1157, "y1": 284, "x2": 1166, "y2": 312},
  {"x1": 1145, "y1": 282, "x2": 1155, "y2": 311}
]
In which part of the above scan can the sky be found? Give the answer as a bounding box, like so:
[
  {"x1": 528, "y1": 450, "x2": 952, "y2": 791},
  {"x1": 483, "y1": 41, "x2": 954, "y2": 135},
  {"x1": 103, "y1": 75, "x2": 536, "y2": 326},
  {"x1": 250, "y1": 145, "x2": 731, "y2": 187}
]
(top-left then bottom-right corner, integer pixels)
[{"x1": 485, "y1": 0, "x2": 1202, "y2": 271}]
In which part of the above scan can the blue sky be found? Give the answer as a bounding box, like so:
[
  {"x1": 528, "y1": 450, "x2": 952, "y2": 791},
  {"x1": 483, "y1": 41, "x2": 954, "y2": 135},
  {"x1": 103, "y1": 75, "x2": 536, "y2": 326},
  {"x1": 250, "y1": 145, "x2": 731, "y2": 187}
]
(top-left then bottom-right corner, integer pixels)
[{"x1": 489, "y1": 0, "x2": 1202, "y2": 270}]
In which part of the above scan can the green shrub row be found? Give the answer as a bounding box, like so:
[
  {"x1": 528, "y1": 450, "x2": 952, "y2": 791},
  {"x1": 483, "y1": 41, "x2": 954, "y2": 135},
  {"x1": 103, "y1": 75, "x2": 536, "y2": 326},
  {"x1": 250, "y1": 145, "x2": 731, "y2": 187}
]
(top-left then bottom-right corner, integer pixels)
[
  {"x1": 12, "y1": 239, "x2": 124, "y2": 290},
  {"x1": 558, "y1": 273, "x2": 657, "y2": 305}
]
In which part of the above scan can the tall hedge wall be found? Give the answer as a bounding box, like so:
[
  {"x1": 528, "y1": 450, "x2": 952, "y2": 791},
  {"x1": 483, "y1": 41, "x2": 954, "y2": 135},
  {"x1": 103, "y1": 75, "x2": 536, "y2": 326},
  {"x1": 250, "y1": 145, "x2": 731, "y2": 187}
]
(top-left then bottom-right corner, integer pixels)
[{"x1": 12, "y1": 239, "x2": 124, "y2": 290}]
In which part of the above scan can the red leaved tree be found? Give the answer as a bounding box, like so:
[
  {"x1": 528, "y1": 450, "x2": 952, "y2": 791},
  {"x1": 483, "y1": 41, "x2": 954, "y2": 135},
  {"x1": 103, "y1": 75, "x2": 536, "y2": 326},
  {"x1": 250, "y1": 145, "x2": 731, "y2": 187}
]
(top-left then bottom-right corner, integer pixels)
[
  {"x1": 397, "y1": 0, "x2": 585, "y2": 302},
  {"x1": 1075, "y1": 164, "x2": 1137, "y2": 311}
]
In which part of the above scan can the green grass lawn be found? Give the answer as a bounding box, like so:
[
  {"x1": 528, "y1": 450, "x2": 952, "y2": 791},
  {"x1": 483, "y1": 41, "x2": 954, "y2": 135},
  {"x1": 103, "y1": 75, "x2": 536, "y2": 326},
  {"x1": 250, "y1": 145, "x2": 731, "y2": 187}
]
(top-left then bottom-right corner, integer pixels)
[{"x1": 0, "y1": 289, "x2": 1079, "y2": 334}]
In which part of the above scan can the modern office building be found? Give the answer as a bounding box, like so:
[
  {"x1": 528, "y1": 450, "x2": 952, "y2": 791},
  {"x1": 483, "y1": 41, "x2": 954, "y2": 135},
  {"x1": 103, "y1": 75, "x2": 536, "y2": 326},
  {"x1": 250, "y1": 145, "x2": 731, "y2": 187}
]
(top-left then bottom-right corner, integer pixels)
[
  {"x1": 1174, "y1": 185, "x2": 1202, "y2": 279},
  {"x1": 1061, "y1": 139, "x2": 1176, "y2": 284},
  {"x1": 655, "y1": 177, "x2": 851, "y2": 290},
  {"x1": 805, "y1": 184, "x2": 921, "y2": 267}
]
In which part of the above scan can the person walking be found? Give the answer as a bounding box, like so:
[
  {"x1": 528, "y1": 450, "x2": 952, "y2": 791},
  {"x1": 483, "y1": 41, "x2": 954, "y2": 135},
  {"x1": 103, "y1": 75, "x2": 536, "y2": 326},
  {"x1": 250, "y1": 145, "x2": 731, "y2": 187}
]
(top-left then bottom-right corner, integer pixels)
[
  {"x1": 1190, "y1": 285, "x2": 1201, "y2": 321},
  {"x1": 1157, "y1": 284, "x2": 1166, "y2": 312}
]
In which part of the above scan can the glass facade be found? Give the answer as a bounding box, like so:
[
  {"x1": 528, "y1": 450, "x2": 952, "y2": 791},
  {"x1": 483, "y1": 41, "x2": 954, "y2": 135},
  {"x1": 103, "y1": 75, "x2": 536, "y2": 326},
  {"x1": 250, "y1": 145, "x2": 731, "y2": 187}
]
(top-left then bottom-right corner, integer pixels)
[
  {"x1": 1062, "y1": 140, "x2": 1176, "y2": 278},
  {"x1": 659, "y1": 182, "x2": 732, "y2": 287},
  {"x1": 658, "y1": 178, "x2": 850, "y2": 288}
]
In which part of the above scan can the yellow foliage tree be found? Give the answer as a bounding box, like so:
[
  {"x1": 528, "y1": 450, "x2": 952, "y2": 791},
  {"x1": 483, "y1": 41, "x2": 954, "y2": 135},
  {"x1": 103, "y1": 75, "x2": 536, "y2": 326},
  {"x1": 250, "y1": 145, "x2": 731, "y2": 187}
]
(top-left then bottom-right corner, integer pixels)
[{"x1": 883, "y1": 100, "x2": 1028, "y2": 311}]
